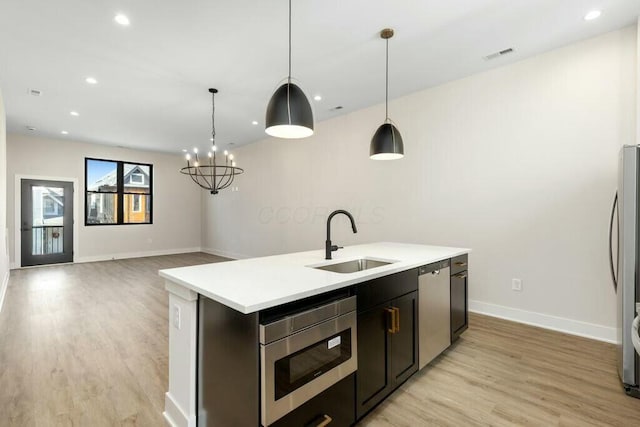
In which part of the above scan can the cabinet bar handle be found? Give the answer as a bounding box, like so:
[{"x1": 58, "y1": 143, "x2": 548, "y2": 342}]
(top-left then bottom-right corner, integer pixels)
[
  {"x1": 453, "y1": 273, "x2": 467, "y2": 279},
  {"x1": 394, "y1": 307, "x2": 400, "y2": 333},
  {"x1": 385, "y1": 307, "x2": 396, "y2": 333},
  {"x1": 312, "y1": 414, "x2": 332, "y2": 427},
  {"x1": 455, "y1": 261, "x2": 467, "y2": 267}
]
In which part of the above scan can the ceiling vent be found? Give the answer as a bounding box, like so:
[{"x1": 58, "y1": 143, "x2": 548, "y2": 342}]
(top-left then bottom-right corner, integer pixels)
[
  {"x1": 26, "y1": 126, "x2": 36, "y2": 131},
  {"x1": 483, "y1": 48, "x2": 514, "y2": 61},
  {"x1": 28, "y1": 88, "x2": 42, "y2": 96}
]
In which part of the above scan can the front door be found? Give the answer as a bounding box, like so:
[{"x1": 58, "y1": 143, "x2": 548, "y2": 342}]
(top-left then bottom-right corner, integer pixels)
[{"x1": 21, "y1": 179, "x2": 74, "y2": 267}]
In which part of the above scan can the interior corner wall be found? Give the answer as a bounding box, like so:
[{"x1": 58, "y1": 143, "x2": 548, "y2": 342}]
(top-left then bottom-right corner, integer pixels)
[
  {"x1": 0, "y1": 89, "x2": 9, "y2": 310},
  {"x1": 6, "y1": 134, "x2": 202, "y2": 265},
  {"x1": 203, "y1": 26, "x2": 638, "y2": 341}
]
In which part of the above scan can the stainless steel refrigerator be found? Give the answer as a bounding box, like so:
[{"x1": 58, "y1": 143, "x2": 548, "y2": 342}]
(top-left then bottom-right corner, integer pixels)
[{"x1": 611, "y1": 144, "x2": 640, "y2": 398}]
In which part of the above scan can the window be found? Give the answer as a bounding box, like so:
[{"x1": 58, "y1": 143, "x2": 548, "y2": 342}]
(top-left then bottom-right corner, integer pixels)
[
  {"x1": 43, "y1": 197, "x2": 56, "y2": 215},
  {"x1": 132, "y1": 194, "x2": 141, "y2": 212},
  {"x1": 85, "y1": 158, "x2": 153, "y2": 225},
  {"x1": 130, "y1": 173, "x2": 144, "y2": 184}
]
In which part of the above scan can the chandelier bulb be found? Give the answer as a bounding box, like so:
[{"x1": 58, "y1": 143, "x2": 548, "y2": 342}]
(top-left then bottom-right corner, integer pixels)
[
  {"x1": 208, "y1": 152, "x2": 212, "y2": 158},
  {"x1": 185, "y1": 153, "x2": 191, "y2": 160},
  {"x1": 193, "y1": 147, "x2": 198, "y2": 154},
  {"x1": 228, "y1": 154, "x2": 234, "y2": 160},
  {"x1": 194, "y1": 161, "x2": 199, "y2": 167},
  {"x1": 224, "y1": 150, "x2": 229, "y2": 156},
  {"x1": 212, "y1": 145, "x2": 217, "y2": 152}
]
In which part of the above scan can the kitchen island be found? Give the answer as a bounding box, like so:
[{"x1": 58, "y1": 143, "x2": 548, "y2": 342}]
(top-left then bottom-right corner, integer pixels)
[{"x1": 159, "y1": 242, "x2": 470, "y2": 427}]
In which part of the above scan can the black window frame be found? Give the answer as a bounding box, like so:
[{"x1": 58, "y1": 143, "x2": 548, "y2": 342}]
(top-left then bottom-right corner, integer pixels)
[{"x1": 84, "y1": 157, "x2": 154, "y2": 226}]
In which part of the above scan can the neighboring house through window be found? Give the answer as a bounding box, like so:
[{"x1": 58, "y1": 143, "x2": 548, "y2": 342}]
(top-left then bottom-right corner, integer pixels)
[{"x1": 85, "y1": 158, "x2": 153, "y2": 225}]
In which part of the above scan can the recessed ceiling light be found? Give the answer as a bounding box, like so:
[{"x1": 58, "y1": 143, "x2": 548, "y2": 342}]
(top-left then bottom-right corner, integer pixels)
[
  {"x1": 314, "y1": 95, "x2": 322, "y2": 101},
  {"x1": 251, "y1": 120, "x2": 259, "y2": 125},
  {"x1": 114, "y1": 14, "x2": 130, "y2": 26},
  {"x1": 584, "y1": 10, "x2": 601, "y2": 21},
  {"x1": 61, "y1": 131, "x2": 69, "y2": 135},
  {"x1": 26, "y1": 126, "x2": 36, "y2": 131},
  {"x1": 70, "y1": 111, "x2": 79, "y2": 116},
  {"x1": 85, "y1": 77, "x2": 98, "y2": 84},
  {"x1": 182, "y1": 149, "x2": 187, "y2": 152},
  {"x1": 210, "y1": 137, "x2": 214, "y2": 141}
]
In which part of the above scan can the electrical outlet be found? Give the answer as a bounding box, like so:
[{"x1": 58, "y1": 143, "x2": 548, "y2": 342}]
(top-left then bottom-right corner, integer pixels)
[
  {"x1": 173, "y1": 304, "x2": 181, "y2": 329},
  {"x1": 512, "y1": 278, "x2": 522, "y2": 291}
]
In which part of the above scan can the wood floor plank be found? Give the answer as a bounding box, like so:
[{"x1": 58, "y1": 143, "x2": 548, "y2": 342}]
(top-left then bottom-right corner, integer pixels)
[{"x1": 1, "y1": 253, "x2": 639, "y2": 426}]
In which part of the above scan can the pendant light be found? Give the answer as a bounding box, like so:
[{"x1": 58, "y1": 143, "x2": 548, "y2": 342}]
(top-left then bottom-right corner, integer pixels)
[
  {"x1": 265, "y1": 0, "x2": 314, "y2": 139},
  {"x1": 370, "y1": 28, "x2": 404, "y2": 160}
]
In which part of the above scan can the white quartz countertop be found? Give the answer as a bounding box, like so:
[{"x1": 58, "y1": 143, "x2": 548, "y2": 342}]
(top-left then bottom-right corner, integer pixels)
[{"x1": 159, "y1": 242, "x2": 470, "y2": 314}]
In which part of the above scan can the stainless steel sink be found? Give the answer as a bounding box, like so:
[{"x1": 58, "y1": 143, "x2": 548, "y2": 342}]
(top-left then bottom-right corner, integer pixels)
[{"x1": 311, "y1": 258, "x2": 396, "y2": 274}]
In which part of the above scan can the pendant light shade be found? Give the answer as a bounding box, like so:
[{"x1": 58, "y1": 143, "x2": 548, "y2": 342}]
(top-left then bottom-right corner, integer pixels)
[
  {"x1": 370, "y1": 122, "x2": 404, "y2": 160},
  {"x1": 265, "y1": 0, "x2": 314, "y2": 139},
  {"x1": 370, "y1": 28, "x2": 404, "y2": 160},
  {"x1": 265, "y1": 82, "x2": 314, "y2": 138}
]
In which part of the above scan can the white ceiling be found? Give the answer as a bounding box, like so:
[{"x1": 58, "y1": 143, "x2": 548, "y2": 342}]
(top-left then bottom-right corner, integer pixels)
[{"x1": 1, "y1": 0, "x2": 639, "y2": 154}]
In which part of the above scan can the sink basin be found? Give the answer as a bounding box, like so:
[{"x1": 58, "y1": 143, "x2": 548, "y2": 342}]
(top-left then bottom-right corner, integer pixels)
[{"x1": 311, "y1": 258, "x2": 396, "y2": 274}]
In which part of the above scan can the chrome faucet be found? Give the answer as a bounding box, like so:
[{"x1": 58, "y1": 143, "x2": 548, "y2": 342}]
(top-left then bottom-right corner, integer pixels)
[{"x1": 326, "y1": 210, "x2": 358, "y2": 260}]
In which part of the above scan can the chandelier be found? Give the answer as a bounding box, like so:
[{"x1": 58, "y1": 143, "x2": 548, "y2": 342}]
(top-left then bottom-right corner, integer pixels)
[{"x1": 181, "y1": 88, "x2": 244, "y2": 194}]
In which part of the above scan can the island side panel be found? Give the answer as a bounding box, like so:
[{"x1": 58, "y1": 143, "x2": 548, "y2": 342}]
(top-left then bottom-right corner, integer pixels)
[
  {"x1": 164, "y1": 281, "x2": 199, "y2": 427},
  {"x1": 198, "y1": 295, "x2": 260, "y2": 427}
]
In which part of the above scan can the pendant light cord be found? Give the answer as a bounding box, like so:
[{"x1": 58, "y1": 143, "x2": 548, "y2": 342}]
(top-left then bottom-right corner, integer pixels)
[
  {"x1": 385, "y1": 37, "x2": 389, "y2": 121},
  {"x1": 288, "y1": 0, "x2": 292, "y2": 83},
  {"x1": 211, "y1": 91, "x2": 216, "y2": 147}
]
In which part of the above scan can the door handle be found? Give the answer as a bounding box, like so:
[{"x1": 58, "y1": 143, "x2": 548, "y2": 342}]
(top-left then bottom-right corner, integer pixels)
[
  {"x1": 21, "y1": 227, "x2": 32, "y2": 231},
  {"x1": 385, "y1": 307, "x2": 396, "y2": 333},
  {"x1": 394, "y1": 307, "x2": 400, "y2": 333}
]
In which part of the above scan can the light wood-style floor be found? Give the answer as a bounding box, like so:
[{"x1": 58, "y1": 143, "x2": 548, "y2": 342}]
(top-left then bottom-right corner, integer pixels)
[{"x1": 1, "y1": 253, "x2": 639, "y2": 426}]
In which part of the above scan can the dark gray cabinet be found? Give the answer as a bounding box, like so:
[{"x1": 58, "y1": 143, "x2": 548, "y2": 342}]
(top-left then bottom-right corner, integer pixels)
[
  {"x1": 354, "y1": 269, "x2": 419, "y2": 420},
  {"x1": 450, "y1": 254, "x2": 469, "y2": 342},
  {"x1": 270, "y1": 374, "x2": 355, "y2": 427}
]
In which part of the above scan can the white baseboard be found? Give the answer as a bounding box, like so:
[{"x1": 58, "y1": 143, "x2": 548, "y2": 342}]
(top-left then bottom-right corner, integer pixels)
[
  {"x1": 163, "y1": 392, "x2": 196, "y2": 427},
  {"x1": 201, "y1": 247, "x2": 248, "y2": 260},
  {"x1": 0, "y1": 269, "x2": 9, "y2": 313},
  {"x1": 469, "y1": 299, "x2": 618, "y2": 344},
  {"x1": 74, "y1": 247, "x2": 203, "y2": 264}
]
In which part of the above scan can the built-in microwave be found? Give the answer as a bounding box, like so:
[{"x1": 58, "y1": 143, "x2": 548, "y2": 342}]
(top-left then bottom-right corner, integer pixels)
[{"x1": 259, "y1": 295, "x2": 357, "y2": 426}]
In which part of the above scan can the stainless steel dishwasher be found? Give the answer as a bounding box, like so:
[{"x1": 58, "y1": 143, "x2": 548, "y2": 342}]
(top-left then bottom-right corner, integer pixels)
[{"x1": 418, "y1": 259, "x2": 451, "y2": 369}]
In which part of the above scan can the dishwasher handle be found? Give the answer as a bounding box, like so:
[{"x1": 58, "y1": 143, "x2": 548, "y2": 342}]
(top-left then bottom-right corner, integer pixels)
[{"x1": 419, "y1": 259, "x2": 450, "y2": 275}]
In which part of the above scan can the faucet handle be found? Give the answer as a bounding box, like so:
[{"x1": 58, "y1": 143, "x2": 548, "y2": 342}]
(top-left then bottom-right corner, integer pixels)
[{"x1": 331, "y1": 245, "x2": 343, "y2": 252}]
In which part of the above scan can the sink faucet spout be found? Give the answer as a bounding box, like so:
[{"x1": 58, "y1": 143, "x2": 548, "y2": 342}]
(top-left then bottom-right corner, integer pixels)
[{"x1": 325, "y1": 210, "x2": 358, "y2": 260}]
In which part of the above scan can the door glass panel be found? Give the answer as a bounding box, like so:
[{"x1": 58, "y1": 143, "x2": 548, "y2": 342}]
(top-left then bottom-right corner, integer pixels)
[{"x1": 31, "y1": 186, "x2": 65, "y2": 255}]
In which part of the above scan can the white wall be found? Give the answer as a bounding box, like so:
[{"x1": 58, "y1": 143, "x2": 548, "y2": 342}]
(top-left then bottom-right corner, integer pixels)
[
  {"x1": 0, "y1": 89, "x2": 9, "y2": 311},
  {"x1": 203, "y1": 27, "x2": 638, "y2": 342},
  {"x1": 6, "y1": 134, "x2": 202, "y2": 265}
]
